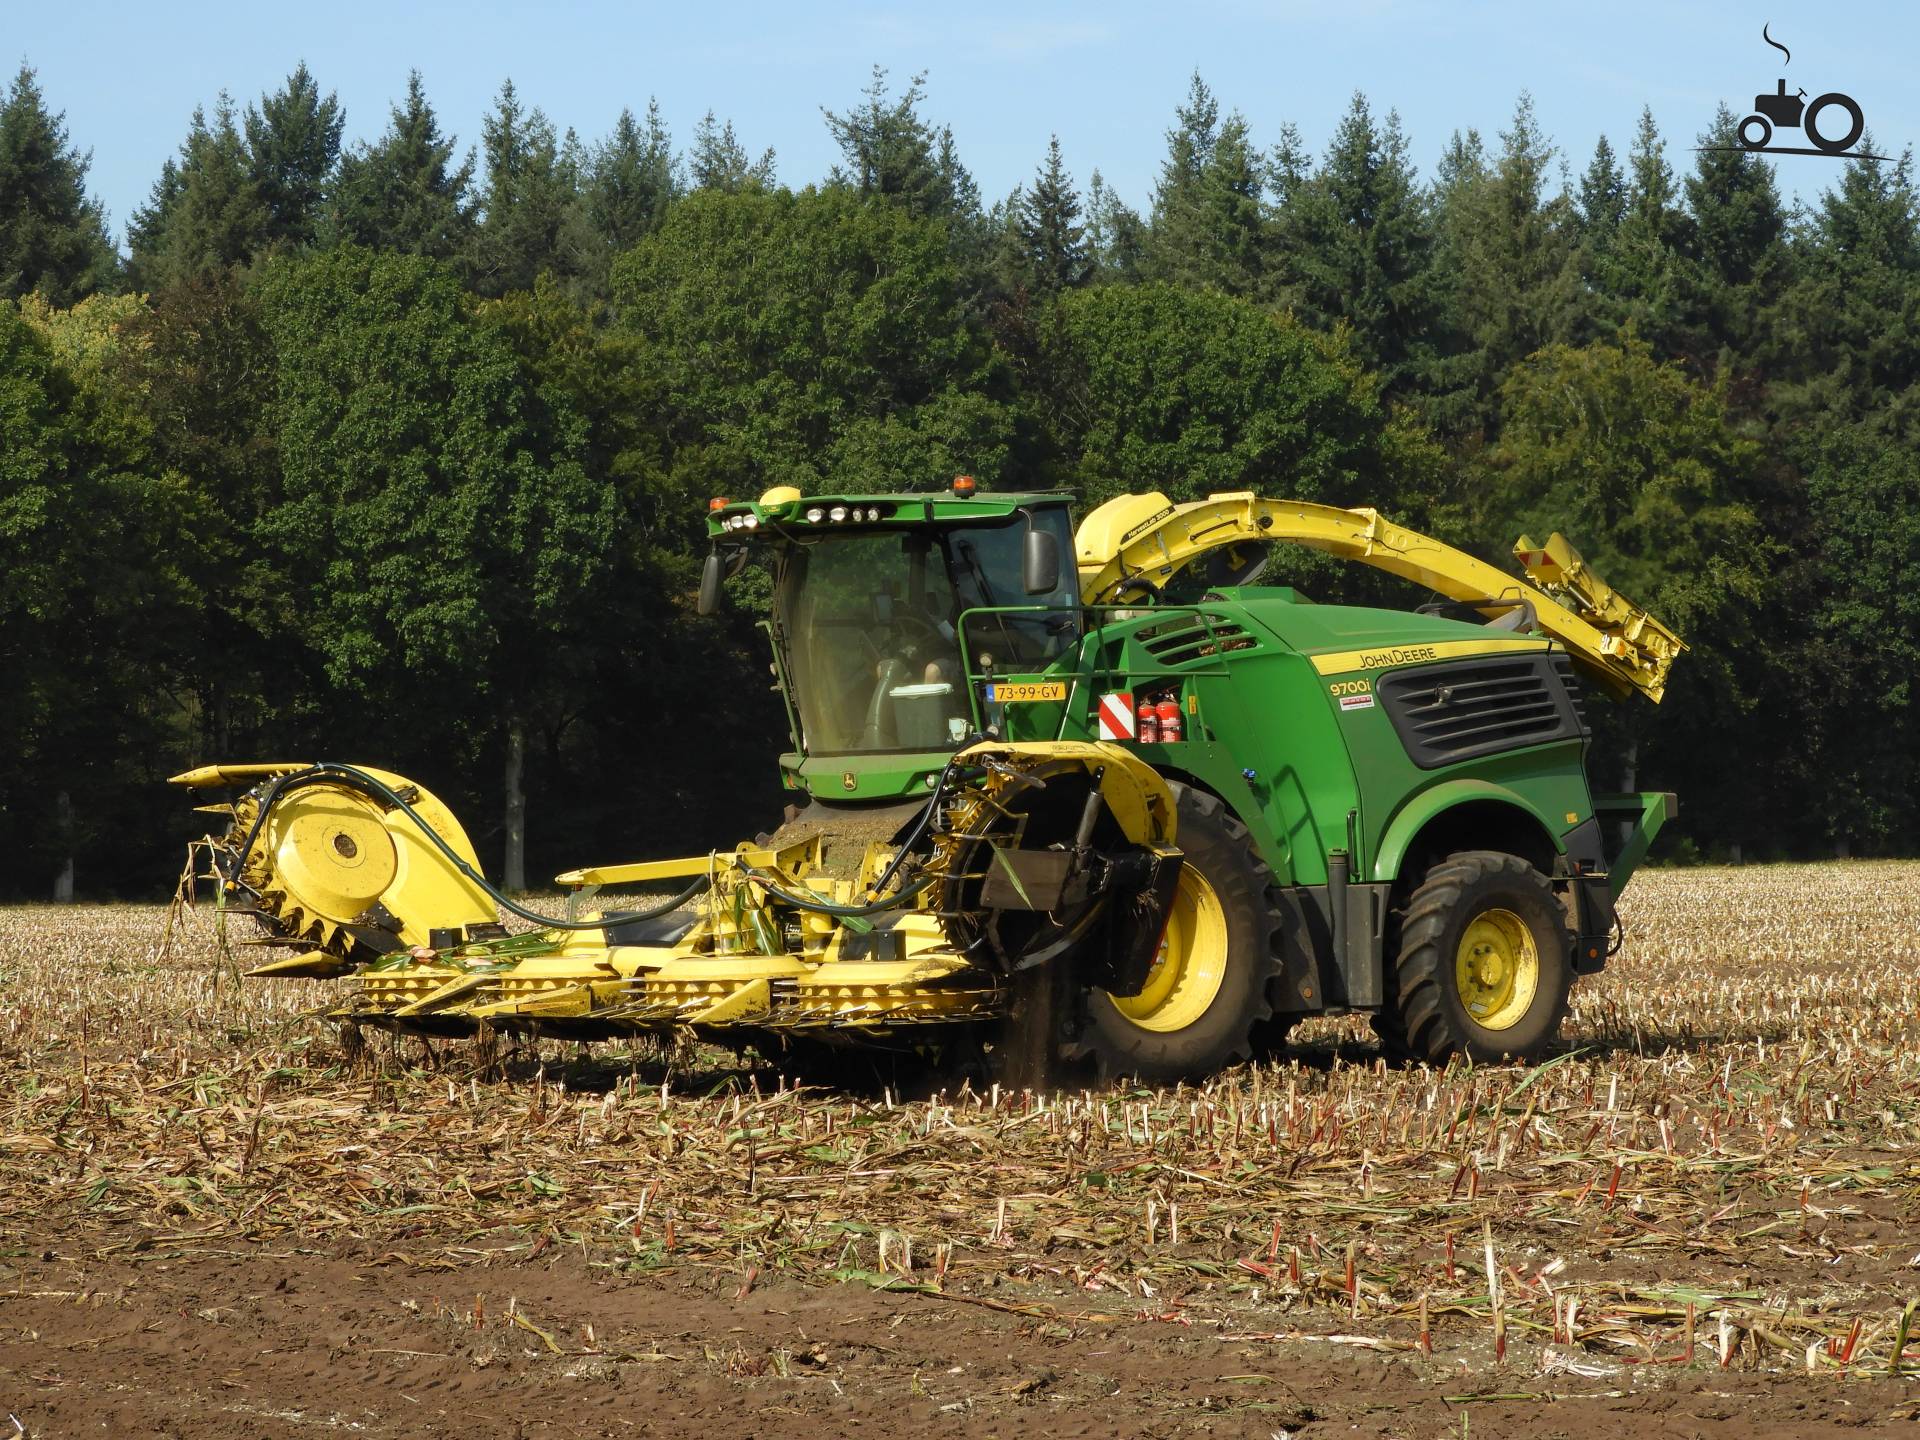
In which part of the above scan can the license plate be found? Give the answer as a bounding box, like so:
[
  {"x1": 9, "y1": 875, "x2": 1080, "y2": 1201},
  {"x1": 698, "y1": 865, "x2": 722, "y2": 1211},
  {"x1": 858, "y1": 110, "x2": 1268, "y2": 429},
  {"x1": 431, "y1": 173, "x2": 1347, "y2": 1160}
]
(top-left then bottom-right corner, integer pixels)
[{"x1": 987, "y1": 682, "x2": 1067, "y2": 703}]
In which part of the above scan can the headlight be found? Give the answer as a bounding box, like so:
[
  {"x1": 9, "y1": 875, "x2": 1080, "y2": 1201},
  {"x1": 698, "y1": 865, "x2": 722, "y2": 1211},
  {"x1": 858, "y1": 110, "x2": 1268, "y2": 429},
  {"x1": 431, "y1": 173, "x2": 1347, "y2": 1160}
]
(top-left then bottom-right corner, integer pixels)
[
  {"x1": 829, "y1": 505, "x2": 848, "y2": 522},
  {"x1": 805, "y1": 506, "x2": 825, "y2": 523},
  {"x1": 867, "y1": 507, "x2": 883, "y2": 521},
  {"x1": 741, "y1": 513, "x2": 759, "y2": 529}
]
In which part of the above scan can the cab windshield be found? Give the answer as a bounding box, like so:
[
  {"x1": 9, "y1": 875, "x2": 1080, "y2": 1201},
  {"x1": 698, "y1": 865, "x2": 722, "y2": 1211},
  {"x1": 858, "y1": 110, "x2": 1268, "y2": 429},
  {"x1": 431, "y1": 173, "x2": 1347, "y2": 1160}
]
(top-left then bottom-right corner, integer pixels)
[{"x1": 773, "y1": 514, "x2": 1079, "y2": 756}]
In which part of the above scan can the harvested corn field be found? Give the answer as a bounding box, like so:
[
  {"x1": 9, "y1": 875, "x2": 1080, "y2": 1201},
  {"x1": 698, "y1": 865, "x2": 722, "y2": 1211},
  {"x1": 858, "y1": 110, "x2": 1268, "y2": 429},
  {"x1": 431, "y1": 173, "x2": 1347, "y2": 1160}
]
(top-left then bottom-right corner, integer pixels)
[{"x1": 4, "y1": 864, "x2": 1920, "y2": 1437}]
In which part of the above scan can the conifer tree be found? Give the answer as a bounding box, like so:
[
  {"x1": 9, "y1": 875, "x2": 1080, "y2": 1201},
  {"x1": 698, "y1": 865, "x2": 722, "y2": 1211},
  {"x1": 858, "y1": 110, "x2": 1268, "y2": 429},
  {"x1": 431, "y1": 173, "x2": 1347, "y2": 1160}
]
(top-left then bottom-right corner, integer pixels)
[
  {"x1": 1145, "y1": 75, "x2": 1268, "y2": 296},
  {"x1": 1085, "y1": 170, "x2": 1146, "y2": 281},
  {"x1": 0, "y1": 65, "x2": 117, "y2": 303},
  {"x1": 1600, "y1": 107, "x2": 1692, "y2": 355},
  {"x1": 1682, "y1": 105, "x2": 1790, "y2": 362},
  {"x1": 586, "y1": 102, "x2": 678, "y2": 245},
  {"x1": 688, "y1": 112, "x2": 774, "y2": 193},
  {"x1": 1276, "y1": 93, "x2": 1447, "y2": 398},
  {"x1": 466, "y1": 80, "x2": 581, "y2": 297},
  {"x1": 823, "y1": 67, "x2": 968, "y2": 220},
  {"x1": 129, "y1": 94, "x2": 270, "y2": 288},
  {"x1": 1777, "y1": 143, "x2": 1920, "y2": 435},
  {"x1": 330, "y1": 71, "x2": 475, "y2": 260},
  {"x1": 1437, "y1": 94, "x2": 1583, "y2": 415},
  {"x1": 1017, "y1": 136, "x2": 1090, "y2": 293},
  {"x1": 1577, "y1": 135, "x2": 1626, "y2": 239},
  {"x1": 245, "y1": 62, "x2": 344, "y2": 250}
]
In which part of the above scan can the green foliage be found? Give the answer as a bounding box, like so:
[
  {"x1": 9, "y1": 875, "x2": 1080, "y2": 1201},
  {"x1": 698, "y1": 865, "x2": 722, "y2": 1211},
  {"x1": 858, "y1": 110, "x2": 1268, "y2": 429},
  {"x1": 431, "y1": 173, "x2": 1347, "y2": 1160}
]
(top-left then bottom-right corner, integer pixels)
[
  {"x1": 1774, "y1": 148, "x2": 1920, "y2": 438},
  {"x1": 245, "y1": 63, "x2": 344, "y2": 250},
  {"x1": 1016, "y1": 137, "x2": 1090, "y2": 294},
  {"x1": 1146, "y1": 74, "x2": 1266, "y2": 297},
  {"x1": 330, "y1": 72, "x2": 475, "y2": 260},
  {"x1": 1438, "y1": 95, "x2": 1584, "y2": 420},
  {"x1": 466, "y1": 81, "x2": 584, "y2": 299},
  {"x1": 256, "y1": 246, "x2": 616, "y2": 704},
  {"x1": 0, "y1": 297, "x2": 187, "y2": 887},
  {"x1": 117, "y1": 273, "x2": 288, "y2": 759},
  {"x1": 129, "y1": 94, "x2": 270, "y2": 289},
  {"x1": 1085, "y1": 170, "x2": 1146, "y2": 282},
  {"x1": 1483, "y1": 334, "x2": 1770, "y2": 818},
  {"x1": 579, "y1": 101, "x2": 679, "y2": 293},
  {"x1": 1682, "y1": 106, "x2": 1790, "y2": 360},
  {"x1": 1797, "y1": 426, "x2": 1920, "y2": 846},
  {"x1": 823, "y1": 68, "x2": 970, "y2": 223},
  {"x1": 1588, "y1": 109, "x2": 1694, "y2": 358},
  {"x1": 1273, "y1": 93, "x2": 1456, "y2": 406},
  {"x1": 0, "y1": 65, "x2": 118, "y2": 304},
  {"x1": 1039, "y1": 283, "x2": 1400, "y2": 507},
  {"x1": 612, "y1": 186, "x2": 1010, "y2": 494},
  {"x1": 1485, "y1": 335, "x2": 1764, "y2": 626},
  {"x1": 688, "y1": 111, "x2": 774, "y2": 194}
]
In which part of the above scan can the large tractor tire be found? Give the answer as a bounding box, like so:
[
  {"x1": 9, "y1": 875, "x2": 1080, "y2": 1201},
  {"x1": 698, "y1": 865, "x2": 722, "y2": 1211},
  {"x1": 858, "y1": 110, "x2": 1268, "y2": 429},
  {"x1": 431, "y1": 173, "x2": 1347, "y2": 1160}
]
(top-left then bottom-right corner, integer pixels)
[
  {"x1": 1385, "y1": 851, "x2": 1573, "y2": 1064},
  {"x1": 1066, "y1": 786, "x2": 1283, "y2": 1081}
]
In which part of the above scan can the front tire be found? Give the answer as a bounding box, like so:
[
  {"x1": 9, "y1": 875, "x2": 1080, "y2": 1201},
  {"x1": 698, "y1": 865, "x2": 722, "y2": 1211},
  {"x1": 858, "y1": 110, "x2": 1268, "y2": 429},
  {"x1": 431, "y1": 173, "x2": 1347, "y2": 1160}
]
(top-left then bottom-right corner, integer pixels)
[
  {"x1": 1388, "y1": 851, "x2": 1572, "y2": 1064},
  {"x1": 1068, "y1": 786, "x2": 1283, "y2": 1081}
]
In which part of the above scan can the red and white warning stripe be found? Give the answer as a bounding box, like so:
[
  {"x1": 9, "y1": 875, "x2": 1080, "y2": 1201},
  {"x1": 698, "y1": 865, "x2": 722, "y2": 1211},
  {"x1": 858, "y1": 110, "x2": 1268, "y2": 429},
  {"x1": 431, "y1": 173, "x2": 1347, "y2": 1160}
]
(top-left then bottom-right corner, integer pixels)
[{"x1": 1097, "y1": 691, "x2": 1136, "y2": 740}]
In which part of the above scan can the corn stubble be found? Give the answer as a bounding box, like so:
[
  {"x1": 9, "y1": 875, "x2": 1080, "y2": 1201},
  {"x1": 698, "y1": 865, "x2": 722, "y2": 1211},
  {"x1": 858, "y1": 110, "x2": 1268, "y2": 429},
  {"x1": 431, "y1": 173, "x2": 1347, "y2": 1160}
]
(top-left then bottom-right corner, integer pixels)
[{"x1": 4, "y1": 864, "x2": 1920, "y2": 1381}]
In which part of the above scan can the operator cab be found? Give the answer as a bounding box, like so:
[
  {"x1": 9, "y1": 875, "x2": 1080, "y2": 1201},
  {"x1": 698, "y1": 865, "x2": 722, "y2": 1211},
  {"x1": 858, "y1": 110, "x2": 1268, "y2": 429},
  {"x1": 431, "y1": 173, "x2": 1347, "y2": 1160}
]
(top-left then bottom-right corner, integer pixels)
[{"x1": 701, "y1": 488, "x2": 1079, "y2": 763}]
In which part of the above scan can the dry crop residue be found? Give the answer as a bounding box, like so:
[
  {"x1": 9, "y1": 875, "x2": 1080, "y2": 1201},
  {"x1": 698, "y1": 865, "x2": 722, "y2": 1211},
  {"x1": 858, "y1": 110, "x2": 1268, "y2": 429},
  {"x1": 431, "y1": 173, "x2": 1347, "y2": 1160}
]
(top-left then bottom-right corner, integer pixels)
[{"x1": 4, "y1": 864, "x2": 1920, "y2": 1437}]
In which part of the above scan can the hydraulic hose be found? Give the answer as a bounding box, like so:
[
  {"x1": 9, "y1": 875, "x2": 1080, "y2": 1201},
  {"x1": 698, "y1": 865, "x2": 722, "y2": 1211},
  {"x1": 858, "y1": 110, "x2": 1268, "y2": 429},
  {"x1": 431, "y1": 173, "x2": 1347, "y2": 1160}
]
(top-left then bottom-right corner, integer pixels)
[
  {"x1": 866, "y1": 748, "x2": 980, "y2": 899},
  {"x1": 228, "y1": 762, "x2": 708, "y2": 932}
]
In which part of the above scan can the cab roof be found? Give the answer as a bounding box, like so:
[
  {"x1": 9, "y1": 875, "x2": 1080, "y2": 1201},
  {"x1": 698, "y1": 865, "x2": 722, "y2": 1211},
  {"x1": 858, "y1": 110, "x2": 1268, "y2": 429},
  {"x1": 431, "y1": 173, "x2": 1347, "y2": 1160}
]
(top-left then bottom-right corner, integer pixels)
[{"x1": 707, "y1": 486, "x2": 1073, "y2": 538}]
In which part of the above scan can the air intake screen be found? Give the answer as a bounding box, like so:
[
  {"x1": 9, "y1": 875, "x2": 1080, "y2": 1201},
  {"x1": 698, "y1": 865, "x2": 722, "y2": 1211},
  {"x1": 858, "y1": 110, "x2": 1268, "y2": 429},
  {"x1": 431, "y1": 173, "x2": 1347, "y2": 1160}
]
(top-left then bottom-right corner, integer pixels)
[
  {"x1": 1378, "y1": 652, "x2": 1588, "y2": 769},
  {"x1": 1137, "y1": 614, "x2": 1256, "y2": 665}
]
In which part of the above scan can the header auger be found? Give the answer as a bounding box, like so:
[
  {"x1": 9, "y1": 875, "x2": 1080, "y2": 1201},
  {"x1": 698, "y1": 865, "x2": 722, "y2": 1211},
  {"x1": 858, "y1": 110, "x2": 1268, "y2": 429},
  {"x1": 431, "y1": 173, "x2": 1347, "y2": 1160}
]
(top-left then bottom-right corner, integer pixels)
[{"x1": 177, "y1": 484, "x2": 1682, "y2": 1080}]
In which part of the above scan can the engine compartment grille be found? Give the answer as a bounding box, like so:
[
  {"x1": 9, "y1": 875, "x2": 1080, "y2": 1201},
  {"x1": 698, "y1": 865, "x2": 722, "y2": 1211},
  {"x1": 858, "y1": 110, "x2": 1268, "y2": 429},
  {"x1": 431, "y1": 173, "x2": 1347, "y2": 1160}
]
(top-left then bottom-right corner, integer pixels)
[
  {"x1": 1136, "y1": 614, "x2": 1257, "y2": 666},
  {"x1": 1378, "y1": 652, "x2": 1588, "y2": 769}
]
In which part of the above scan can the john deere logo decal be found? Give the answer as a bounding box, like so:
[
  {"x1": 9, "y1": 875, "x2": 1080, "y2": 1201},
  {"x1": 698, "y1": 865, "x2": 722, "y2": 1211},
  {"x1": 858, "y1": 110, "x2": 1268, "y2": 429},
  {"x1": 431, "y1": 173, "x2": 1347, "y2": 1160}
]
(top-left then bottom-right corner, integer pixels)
[
  {"x1": 1710, "y1": 24, "x2": 1886, "y2": 162},
  {"x1": 842, "y1": 770, "x2": 858, "y2": 791}
]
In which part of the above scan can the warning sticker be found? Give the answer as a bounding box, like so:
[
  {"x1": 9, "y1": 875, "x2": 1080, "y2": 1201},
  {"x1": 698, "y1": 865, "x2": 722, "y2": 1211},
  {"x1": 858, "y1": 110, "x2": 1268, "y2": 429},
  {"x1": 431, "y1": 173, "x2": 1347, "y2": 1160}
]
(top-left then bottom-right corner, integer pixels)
[
  {"x1": 1338, "y1": 693, "x2": 1376, "y2": 711},
  {"x1": 986, "y1": 681, "x2": 1067, "y2": 703},
  {"x1": 1096, "y1": 691, "x2": 1136, "y2": 740}
]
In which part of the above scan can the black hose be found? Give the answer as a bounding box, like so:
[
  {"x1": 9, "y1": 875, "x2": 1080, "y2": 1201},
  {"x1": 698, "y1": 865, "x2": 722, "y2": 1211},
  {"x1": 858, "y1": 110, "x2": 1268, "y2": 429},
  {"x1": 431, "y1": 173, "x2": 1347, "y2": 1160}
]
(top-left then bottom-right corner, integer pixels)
[
  {"x1": 228, "y1": 762, "x2": 708, "y2": 932},
  {"x1": 867, "y1": 749, "x2": 978, "y2": 898}
]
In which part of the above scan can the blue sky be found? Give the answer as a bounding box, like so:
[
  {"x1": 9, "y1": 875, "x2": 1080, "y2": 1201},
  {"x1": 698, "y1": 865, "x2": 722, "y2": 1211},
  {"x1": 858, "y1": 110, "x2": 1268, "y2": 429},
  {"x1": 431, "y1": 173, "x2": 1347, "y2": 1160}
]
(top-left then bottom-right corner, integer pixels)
[{"x1": 14, "y1": 1, "x2": 1920, "y2": 245}]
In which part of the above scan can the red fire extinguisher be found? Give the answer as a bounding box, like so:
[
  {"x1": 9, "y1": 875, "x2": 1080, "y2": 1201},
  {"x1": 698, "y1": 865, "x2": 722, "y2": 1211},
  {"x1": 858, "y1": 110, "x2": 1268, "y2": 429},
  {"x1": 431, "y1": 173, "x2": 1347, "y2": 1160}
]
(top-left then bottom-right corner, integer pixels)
[
  {"x1": 1156, "y1": 696, "x2": 1183, "y2": 743},
  {"x1": 1136, "y1": 699, "x2": 1159, "y2": 744}
]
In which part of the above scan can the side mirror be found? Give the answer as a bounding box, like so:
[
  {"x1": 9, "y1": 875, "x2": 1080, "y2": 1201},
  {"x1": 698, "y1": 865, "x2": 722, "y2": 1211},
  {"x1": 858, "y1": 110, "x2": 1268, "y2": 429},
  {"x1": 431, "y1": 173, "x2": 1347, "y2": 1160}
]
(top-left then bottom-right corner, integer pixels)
[
  {"x1": 1023, "y1": 528, "x2": 1062, "y2": 596},
  {"x1": 697, "y1": 550, "x2": 725, "y2": 616}
]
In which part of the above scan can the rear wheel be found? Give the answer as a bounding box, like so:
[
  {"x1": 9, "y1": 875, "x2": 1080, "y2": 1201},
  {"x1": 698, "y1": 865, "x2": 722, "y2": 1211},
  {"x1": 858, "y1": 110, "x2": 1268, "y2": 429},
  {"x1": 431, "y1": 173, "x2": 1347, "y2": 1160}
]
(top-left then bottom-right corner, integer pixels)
[
  {"x1": 1386, "y1": 851, "x2": 1572, "y2": 1064},
  {"x1": 1068, "y1": 787, "x2": 1282, "y2": 1081}
]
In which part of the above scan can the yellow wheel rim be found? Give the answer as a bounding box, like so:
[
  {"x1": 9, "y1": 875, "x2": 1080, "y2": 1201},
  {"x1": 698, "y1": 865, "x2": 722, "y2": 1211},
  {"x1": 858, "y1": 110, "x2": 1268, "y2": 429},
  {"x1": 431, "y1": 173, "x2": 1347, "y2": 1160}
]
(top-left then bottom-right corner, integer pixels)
[
  {"x1": 1108, "y1": 864, "x2": 1229, "y2": 1033},
  {"x1": 1454, "y1": 907, "x2": 1539, "y2": 1031}
]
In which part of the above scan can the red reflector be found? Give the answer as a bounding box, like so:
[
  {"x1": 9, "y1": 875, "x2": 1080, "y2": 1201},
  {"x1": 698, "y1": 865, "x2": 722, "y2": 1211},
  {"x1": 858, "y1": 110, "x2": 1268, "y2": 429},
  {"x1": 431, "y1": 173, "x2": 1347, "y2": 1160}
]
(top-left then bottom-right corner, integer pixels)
[{"x1": 951, "y1": 474, "x2": 976, "y2": 496}]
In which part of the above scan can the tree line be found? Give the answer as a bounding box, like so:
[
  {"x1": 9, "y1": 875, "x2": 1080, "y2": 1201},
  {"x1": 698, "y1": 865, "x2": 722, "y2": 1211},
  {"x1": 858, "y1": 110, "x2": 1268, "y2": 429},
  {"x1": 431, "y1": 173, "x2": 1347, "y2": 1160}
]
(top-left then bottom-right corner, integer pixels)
[{"x1": 3, "y1": 61, "x2": 1917, "y2": 898}]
